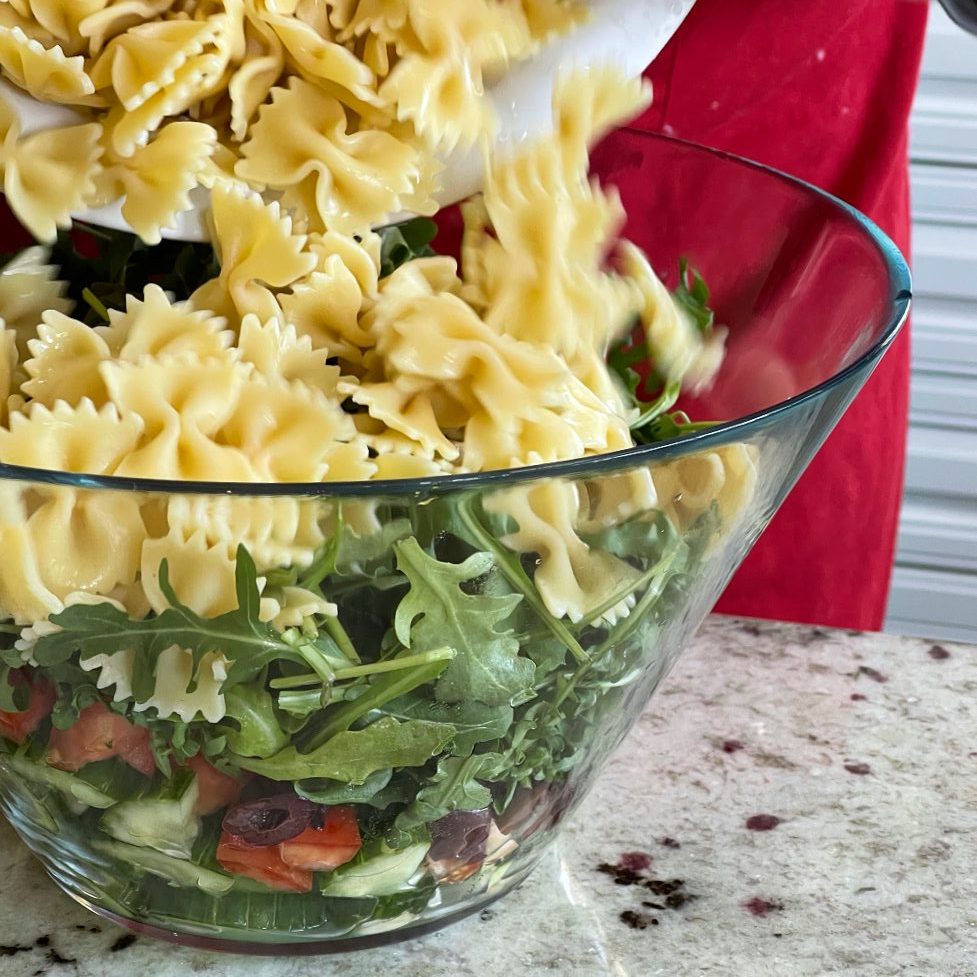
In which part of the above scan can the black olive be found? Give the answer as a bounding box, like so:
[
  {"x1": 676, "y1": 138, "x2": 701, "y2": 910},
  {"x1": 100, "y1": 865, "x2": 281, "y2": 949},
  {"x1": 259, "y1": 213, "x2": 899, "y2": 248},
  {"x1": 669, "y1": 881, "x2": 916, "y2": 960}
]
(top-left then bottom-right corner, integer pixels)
[
  {"x1": 429, "y1": 809, "x2": 494, "y2": 863},
  {"x1": 222, "y1": 794, "x2": 319, "y2": 846}
]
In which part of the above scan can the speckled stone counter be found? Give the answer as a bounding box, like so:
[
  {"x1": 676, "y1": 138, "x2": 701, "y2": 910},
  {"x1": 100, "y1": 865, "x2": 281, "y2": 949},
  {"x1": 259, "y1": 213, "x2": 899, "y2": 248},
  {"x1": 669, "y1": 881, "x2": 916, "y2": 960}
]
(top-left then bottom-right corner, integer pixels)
[{"x1": 2, "y1": 616, "x2": 975, "y2": 977}]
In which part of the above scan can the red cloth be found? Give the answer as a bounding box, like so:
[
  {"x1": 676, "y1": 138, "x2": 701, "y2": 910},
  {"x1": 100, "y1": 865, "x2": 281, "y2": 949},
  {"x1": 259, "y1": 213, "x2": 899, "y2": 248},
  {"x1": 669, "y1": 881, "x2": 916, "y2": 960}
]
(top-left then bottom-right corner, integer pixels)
[{"x1": 632, "y1": 0, "x2": 929, "y2": 631}]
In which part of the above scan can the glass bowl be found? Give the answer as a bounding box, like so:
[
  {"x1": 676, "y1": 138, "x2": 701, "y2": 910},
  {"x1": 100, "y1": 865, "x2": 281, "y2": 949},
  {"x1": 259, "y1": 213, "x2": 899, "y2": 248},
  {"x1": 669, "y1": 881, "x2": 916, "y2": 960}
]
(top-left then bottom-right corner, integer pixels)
[{"x1": 0, "y1": 132, "x2": 910, "y2": 953}]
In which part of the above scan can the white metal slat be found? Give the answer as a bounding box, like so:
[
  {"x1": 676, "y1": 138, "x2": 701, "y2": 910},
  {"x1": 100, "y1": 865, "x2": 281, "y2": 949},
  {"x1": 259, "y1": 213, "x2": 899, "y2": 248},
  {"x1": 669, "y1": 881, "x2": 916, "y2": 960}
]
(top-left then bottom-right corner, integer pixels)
[
  {"x1": 887, "y1": 565, "x2": 977, "y2": 644},
  {"x1": 896, "y1": 496, "x2": 977, "y2": 572}
]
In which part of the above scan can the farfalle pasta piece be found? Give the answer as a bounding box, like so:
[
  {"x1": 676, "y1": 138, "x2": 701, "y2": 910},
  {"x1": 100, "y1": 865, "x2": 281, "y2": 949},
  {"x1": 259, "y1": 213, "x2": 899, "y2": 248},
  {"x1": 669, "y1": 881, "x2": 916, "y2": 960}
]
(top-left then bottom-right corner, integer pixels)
[
  {"x1": 191, "y1": 182, "x2": 316, "y2": 323},
  {"x1": 651, "y1": 444, "x2": 759, "y2": 537},
  {"x1": 278, "y1": 228, "x2": 380, "y2": 356},
  {"x1": 20, "y1": 310, "x2": 112, "y2": 407},
  {"x1": 262, "y1": 585, "x2": 336, "y2": 630},
  {"x1": 165, "y1": 493, "x2": 326, "y2": 570},
  {"x1": 101, "y1": 355, "x2": 258, "y2": 481},
  {"x1": 237, "y1": 76, "x2": 427, "y2": 232},
  {"x1": 101, "y1": 13, "x2": 233, "y2": 157},
  {"x1": 79, "y1": 0, "x2": 176, "y2": 54},
  {"x1": 237, "y1": 315, "x2": 342, "y2": 395},
  {"x1": 0, "y1": 397, "x2": 142, "y2": 473},
  {"x1": 99, "y1": 284, "x2": 233, "y2": 361},
  {"x1": 15, "y1": 0, "x2": 111, "y2": 51},
  {"x1": 220, "y1": 375, "x2": 374, "y2": 481},
  {"x1": 141, "y1": 525, "x2": 242, "y2": 617},
  {"x1": 89, "y1": 17, "x2": 223, "y2": 111},
  {"x1": 226, "y1": 12, "x2": 283, "y2": 140},
  {"x1": 618, "y1": 242, "x2": 727, "y2": 392},
  {"x1": 0, "y1": 483, "x2": 66, "y2": 624},
  {"x1": 0, "y1": 326, "x2": 16, "y2": 422},
  {"x1": 96, "y1": 121, "x2": 217, "y2": 244},
  {"x1": 0, "y1": 245, "x2": 72, "y2": 359},
  {"x1": 0, "y1": 24, "x2": 94, "y2": 100},
  {"x1": 0, "y1": 96, "x2": 102, "y2": 242},
  {"x1": 360, "y1": 271, "x2": 632, "y2": 470},
  {"x1": 461, "y1": 69, "x2": 651, "y2": 362},
  {"x1": 0, "y1": 402, "x2": 147, "y2": 609},
  {"x1": 484, "y1": 479, "x2": 642, "y2": 624},
  {"x1": 260, "y1": 10, "x2": 383, "y2": 113},
  {"x1": 132, "y1": 645, "x2": 228, "y2": 722}
]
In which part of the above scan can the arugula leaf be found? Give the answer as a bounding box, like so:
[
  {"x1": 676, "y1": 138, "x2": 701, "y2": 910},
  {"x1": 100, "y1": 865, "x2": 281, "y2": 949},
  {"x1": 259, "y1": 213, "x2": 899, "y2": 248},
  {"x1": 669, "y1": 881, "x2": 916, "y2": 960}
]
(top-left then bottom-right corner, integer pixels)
[
  {"x1": 220, "y1": 685, "x2": 290, "y2": 759},
  {"x1": 377, "y1": 218, "x2": 438, "y2": 278},
  {"x1": 579, "y1": 511, "x2": 676, "y2": 562},
  {"x1": 294, "y1": 768, "x2": 395, "y2": 806},
  {"x1": 395, "y1": 754, "x2": 499, "y2": 830},
  {"x1": 393, "y1": 538, "x2": 534, "y2": 707},
  {"x1": 673, "y1": 258, "x2": 715, "y2": 335},
  {"x1": 234, "y1": 717, "x2": 454, "y2": 784},
  {"x1": 381, "y1": 693, "x2": 513, "y2": 757},
  {"x1": 299, "y1": 648, "x2": 455, "y2": 749},
  {"x1": 33, "y1": 547, "x2": 326, "y2": 701}
]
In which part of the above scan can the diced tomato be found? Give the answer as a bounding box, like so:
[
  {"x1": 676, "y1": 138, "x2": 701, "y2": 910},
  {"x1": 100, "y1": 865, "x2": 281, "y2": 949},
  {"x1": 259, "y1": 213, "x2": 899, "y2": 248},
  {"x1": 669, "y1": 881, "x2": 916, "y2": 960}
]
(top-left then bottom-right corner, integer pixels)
[
  {"x1": 279, "y1": 806, "x2": 362, "y2": 871},
  {"x1": 47, "y1": 702, "x2": 156, "y2": 776},
  {"x1": 216, "y1": 833, "x2": 312, "y2": 893},
  {"x1": 184, "y1": 754, "x2": 245, "y2": 816},
  {"x1": 0, "y1": 673, "x2": 55, "y2": 745}
]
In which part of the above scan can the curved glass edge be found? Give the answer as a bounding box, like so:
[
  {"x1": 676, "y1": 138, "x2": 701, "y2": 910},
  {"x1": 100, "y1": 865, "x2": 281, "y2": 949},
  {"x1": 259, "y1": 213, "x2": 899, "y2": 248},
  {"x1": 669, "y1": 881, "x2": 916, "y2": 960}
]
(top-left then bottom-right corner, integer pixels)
[{"x1": 0, "y1": 134, "x2": 911, "y2": 500}]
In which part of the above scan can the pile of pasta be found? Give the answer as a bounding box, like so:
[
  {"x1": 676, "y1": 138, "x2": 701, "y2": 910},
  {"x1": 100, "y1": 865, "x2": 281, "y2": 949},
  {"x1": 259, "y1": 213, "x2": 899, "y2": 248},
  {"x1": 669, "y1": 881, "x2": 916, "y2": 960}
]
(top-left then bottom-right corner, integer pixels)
[
  {"x1": 0, "y1": 67, "x2": 724, "y2": 486},
  {"x1": 0, "y1": 0, "x2": 589, "y2": 242}
]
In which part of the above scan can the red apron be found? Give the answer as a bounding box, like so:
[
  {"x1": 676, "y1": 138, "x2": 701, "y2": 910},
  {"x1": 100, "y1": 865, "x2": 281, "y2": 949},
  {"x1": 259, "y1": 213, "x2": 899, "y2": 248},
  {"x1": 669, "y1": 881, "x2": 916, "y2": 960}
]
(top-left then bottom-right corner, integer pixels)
[{"x1": 631, "y1": 0, "x2": 930, "y2": 631}]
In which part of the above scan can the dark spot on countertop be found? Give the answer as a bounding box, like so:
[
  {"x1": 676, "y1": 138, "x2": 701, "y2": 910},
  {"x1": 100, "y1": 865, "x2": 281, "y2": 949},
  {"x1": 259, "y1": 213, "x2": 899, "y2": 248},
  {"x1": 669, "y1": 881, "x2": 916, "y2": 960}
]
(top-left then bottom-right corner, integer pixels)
[
  {"x1": 644, "y1": 879, "x2": 685, "y2": 896},
  {"x1": 478, "y1": 909, "x2": 496, "y2": 922},
  {"x1": 110, "y1": 934, "x2": 138, "y2": 952},
  {"x1": 721, "y1": 739, "x2": 745, "y2": 754},
  {"x1": 73, "y1": 925, "x2": 100, "y2": 933},
  {"x1": 928, "y1": 645, "x2": 951, "y2": 661},
  {"x1": 851, "y1": 693, "x2": 867, "y2": 701},
  {"x1": 619, "y1": 851, "x2": 653, "y2": 872},
  {"x1": 660, "y1": 837, "x2": 681, "y2": 849},
  {"x1": 746, "y1": 814, "x2": 782, "y2": 832},
  {"x1": 44, "y1": 947, "x2": 76, "y2": 967},
  {"x1": 1, "y1": 943, "x2": 31, "y2": 956},
  {"x1": 739, "y1": 622, "x2": 763, "y2": 636},
  {"x1": 34, "y1": 937, "x2": 50, "y2": 949},
  {"x1": 597, "y1": 862, "x2": 645, "y2": 886},
  {"x1": 856, "y1": 666, "x2": 888, "y2": 683},
  {"x1": 844, "y1": 762, "x2": 872, "y2": 776},
  {"x1": 743, "y1": 897, "x2": 784, "y2": 918},
  {"x1": 620, "y1": 910, "x2": 658, "y2": 930}
]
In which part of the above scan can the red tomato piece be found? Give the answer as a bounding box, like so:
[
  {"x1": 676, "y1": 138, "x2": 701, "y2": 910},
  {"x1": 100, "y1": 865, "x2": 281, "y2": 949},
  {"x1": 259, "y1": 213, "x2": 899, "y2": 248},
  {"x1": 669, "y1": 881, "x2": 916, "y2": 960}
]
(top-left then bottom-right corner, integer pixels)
[
  {"x1": 184, "y1": 754, "x2": 245, "y2": 816},
  {"x1": 0, "y1": 673, "x2": 55, "y2": 745},
  {"x1": 47, "y1": 702, "x2": 156, "y2": 776},
  {"x1": 216, "y1": 832, "x2": 312, "y2": 893},
  {"x1": 278, "y1": 806, "x2": 362, "y2": 871}
]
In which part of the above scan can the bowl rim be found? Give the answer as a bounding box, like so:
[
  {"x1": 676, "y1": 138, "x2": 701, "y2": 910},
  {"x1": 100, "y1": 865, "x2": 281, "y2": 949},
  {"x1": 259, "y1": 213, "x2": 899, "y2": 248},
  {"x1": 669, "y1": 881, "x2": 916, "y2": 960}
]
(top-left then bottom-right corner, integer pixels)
[{"x1": 0, "y1": 133, "x2": 912, "y2": 499}]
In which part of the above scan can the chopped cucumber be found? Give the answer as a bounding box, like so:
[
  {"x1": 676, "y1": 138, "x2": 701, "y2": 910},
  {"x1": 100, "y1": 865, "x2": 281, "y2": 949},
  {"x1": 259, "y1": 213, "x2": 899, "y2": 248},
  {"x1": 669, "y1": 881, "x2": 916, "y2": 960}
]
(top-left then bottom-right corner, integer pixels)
[
  {"x1": 0, "y1": 753, "x2": 118, "y2": 809},
  {"x1": 92, "y1": 838, "x2": 234, "y2": 895},
  {"x1": 320, "y1": 835, "x2": 431, "y2": 898},
  {"x1": 100, "y1": 770, "x2": 201, "y2": 858}
]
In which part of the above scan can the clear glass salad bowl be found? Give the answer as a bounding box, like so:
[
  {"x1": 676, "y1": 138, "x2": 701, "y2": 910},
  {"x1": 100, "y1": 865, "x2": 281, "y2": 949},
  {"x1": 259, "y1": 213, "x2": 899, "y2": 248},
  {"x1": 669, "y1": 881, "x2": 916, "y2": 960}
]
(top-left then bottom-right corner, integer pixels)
[{"x1": 0, "y1": 132, "x2": 910, "y2": 953}]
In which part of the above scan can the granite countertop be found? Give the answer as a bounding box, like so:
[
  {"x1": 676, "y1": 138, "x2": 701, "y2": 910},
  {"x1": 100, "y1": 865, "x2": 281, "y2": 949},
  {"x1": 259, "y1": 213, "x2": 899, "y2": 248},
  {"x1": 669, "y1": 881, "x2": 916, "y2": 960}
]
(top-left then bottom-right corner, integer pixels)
[{"x1": 2, "y1": 616, "x2": 975, "y2": 977}]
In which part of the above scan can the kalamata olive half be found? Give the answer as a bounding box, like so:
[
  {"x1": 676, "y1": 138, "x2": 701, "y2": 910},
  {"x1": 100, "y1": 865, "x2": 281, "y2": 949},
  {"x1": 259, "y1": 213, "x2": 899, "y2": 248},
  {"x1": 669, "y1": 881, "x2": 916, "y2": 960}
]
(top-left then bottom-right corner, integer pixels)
[
  {"x1": 429, "y1": 809, "x2": 494, "y2": 864},
  {"x1": 222, "y1": 794, "x2": 319, "y2": 846}
]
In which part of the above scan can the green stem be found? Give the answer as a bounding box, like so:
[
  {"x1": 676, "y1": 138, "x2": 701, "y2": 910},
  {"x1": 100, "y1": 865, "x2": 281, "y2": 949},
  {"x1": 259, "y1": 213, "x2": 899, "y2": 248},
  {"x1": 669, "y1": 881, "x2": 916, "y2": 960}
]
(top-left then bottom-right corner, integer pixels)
[
  {"x1": 457, "y1": 497, "x2": 590, "y2": 666},
  {"x1": 282, "y1": 631, "x2": 336, "y2": 688},
  {"x1": 553, "y1": 541, "x2": 684, "y2": 710},
  {"x1": 81, "y1": 287, "x2": 111, "y2": 323},
  {"x1": 630, "y1": 379, "x2": 681, "y2": 431},
  {"x1": 325, "y1": 616, "x2": 360, "y2": 665},
  {"x1": 333, "y1": 648, "x2": 454, "y2": 682}
]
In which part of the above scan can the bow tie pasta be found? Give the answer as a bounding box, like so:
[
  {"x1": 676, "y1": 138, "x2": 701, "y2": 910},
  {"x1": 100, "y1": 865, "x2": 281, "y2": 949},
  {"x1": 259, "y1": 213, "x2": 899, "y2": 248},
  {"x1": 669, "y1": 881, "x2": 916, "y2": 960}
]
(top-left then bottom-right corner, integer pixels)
[{"x1": 0, "y1": 0, "x2": 590, "y2": 242}]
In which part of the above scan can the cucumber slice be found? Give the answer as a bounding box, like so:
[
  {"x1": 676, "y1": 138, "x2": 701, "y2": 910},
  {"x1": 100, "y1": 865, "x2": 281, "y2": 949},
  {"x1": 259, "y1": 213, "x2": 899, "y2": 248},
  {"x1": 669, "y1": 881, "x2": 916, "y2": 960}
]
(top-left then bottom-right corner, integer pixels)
[
  {"x1": 1, "y1": 753, "x2": 118, "y2": 809},
  {"x1": 100, "y1": 770, "x2": 201, "y2": 858},
  {"x1": 320, "y1": 837, "x2": 431, "y2": 898},
  {"x1": 92, "y1": 838, "x2": 234, "y2": 896}
]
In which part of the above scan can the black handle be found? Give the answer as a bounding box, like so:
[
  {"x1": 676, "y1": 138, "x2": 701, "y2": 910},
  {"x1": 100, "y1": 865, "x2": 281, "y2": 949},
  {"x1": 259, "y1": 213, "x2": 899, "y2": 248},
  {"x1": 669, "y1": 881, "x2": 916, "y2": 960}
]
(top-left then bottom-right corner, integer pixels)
[{"x1": 938, "y1": 0, "x2": 977, "y2": 36}]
